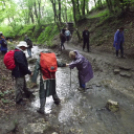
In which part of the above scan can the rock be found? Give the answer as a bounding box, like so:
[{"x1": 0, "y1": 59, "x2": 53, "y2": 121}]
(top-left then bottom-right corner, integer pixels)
[
  {"x1": 28, "y1": 58, "x2": 37, "y2": 64},
  {"x1": 120, "y1": 71, "x2": 132, "y2": 78},
  {"x1": 113, "y1": 69, "x2": 120, "y2": 74},
  {"x1": 52, "y1": 132, "x2": 58, "y2": 134},
  {"x1": 106, "y1": 99, "x2": 119, "y2": 112},
  {"x1": 118, "y1": 66, "x2": 131, "y2": 70}
]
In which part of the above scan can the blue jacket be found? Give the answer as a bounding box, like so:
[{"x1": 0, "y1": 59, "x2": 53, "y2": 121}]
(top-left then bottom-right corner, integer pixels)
[
  {"x1": 12, "y1": 48, "x2": 31, "y2": 78},
  {"x1": 0, "y1": 39, "x2": 8, "y2": 52},
  {"x1": 113, "y1": 30, "x2": 124, "y2": 50}
]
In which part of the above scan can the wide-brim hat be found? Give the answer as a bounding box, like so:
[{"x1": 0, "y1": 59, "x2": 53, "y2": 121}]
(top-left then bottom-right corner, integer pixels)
[{"x1": 17, "y1": 41, "x2": 28, "y2": 47}]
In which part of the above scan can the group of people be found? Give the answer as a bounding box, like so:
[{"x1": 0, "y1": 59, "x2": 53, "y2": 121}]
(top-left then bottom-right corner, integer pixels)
[
  {"x1": 2, "y1": 26, "x2": 125, "y2": 115},
  {"x1": 3, "y1": 40, "x2": 93, "y2": 115},
  {"x1": 60, "y1": 28, "x2": 71, "y2": 50}
]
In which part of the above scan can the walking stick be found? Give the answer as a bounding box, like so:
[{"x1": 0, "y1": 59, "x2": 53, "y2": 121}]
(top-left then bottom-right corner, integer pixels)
[{"x1": 69, "y1": 68, "x2": 71, "y2": 90}]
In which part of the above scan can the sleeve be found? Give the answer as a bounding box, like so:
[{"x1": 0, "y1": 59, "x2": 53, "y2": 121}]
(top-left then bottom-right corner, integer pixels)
[
  {"x1": 57, "y1": 61, "x2": 66, "y2": 67},
  {"x1": 15, "y1": 51, "x2": 31, "y2": 75},
  {"x1": 69, "y1": 58, "x2": 81, "y2": 69},
  {"x1": 31, "y1": 59, "x2": 40, "y2": 83},
  {"x1": 82, "y1": 31, "x2": 84, "y2": 38},
  {"x1": 114, "y1": 31, "x2": 119, "y2": 43}
]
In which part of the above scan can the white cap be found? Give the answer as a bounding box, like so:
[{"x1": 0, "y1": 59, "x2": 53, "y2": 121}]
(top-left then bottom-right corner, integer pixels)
[
  {"x1": 17, "y1": 41, "x2": 28, "y2": 47},
  {"x1": 0, "y1": 32, "x2": 2, "y2": 34}
]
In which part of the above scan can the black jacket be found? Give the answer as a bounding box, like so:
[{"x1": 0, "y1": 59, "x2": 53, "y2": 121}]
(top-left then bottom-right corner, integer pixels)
[
  {"x1": 83, "y1": 30, "x2": 90, "y2": 40},
  {"x1": 12, "y1": 48, "x2": 31, "y2": 78},
  {"x1": 60, "y1": 33, "x2": 66, "y2": 43}
]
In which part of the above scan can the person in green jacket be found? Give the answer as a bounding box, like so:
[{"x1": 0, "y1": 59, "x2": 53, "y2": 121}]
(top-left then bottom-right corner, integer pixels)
[{"x1": 31, "y1": 50, "x2": 66, "y2": 114}]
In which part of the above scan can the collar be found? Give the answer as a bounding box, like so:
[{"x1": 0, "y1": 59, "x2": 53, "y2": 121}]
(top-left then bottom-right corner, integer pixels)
[{"x1": 16, "y1": 47, "x2": 23, "y2": 52}]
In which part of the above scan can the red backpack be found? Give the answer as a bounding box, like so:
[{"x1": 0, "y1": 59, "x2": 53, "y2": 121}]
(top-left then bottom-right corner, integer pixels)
[
  {"x1": 40, "y1": 52, "x2": 57, "y2": 79},
  {"x1": 3, "y1": 50, "x2": 20, "y2": 70}
]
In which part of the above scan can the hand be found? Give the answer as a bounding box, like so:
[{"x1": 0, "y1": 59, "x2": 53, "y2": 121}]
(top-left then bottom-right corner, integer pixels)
[
  {"x1": 66, "y1": 63, "x2": 69, "y2": 67},
  {"x1": 30, "y1": 73, "x2": 33, "y2": 77}
]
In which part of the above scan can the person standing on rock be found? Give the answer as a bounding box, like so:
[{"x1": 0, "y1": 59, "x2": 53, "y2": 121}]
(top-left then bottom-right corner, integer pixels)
[
  {"x1": 65, "y1": 28, "x2": 71, "y2": 43},
  {"x1": 31, "y1": 50, "x2": 66, "y2": 114},
  {"x1": 67, "y1": 50, "x2": 93, "y2": 92},
  {"x1": 82, "y1": 27, "x2": 90, "y2": 52},
  {"x1": 113, "y1": 27, "x2": 125, "y2": 58},
  {"x1": 60, "y1": 29, "x2": 66, "y2": 50},
  {"x1": 12, "y1": 41, "x2": 33, "y2": 105},
  {"x1": 24, "y1": 35, "x2": 33, "y2": 58}
]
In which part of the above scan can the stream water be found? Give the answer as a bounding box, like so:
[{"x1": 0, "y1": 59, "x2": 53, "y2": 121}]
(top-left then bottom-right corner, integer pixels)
[{"x1": 26, "y1": 46, "x2": 134, "y2": 134}]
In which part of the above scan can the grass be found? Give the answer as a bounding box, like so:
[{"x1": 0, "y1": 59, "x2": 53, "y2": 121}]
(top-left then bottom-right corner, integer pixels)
[{"x1": 87, "y1": 9, "x2": 109, "y2": 19}]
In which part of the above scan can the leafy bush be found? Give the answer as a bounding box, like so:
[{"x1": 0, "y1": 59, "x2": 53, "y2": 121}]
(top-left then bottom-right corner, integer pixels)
[{"x1": 37, "y1": 24, "x2": 58, "y2": 44}]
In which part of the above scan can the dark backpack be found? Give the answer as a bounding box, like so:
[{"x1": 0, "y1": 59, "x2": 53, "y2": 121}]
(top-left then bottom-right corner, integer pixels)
[
  {"x1": 26, "y1": 39, "x2": 32, "y2": 48},
  {"x1": 1, "y1": 40, "x2": 7, "y2": 47}
]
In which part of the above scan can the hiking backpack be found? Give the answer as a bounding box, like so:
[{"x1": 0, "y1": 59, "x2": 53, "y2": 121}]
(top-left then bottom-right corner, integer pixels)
[
  {"x1": 1, "y1": 39, "x2": 7, "y2": 47},
  {"x1": 3, "y1": 50, "x2": 19, "y2": 70},
  {"x1": 40, "y1": 52, "x2": 57, "y2": 79}
]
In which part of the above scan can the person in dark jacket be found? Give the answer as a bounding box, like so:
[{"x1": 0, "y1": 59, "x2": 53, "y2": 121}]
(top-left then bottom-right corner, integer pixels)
[
  {"x1": 60, "y1": 29, "x2": 66, "y2": 50},
  {"x1": 31, "y1": 50, "x2": 66, "y2": 114},
  {"x1": 82, "y1": 27, "x2": 90, "y2": 52},
  {"x1": 24, "y1": 35, "x2": 33, "y2": 58},
  {"x1": 0, "y1": 32, "x2": 7, "y2": 54},
  {"x1": 12, "y1": 41, "x2": 32, "y2": 105},
  {"x1": 113, "y1": 27, "x2": 125, "y2": 58}
]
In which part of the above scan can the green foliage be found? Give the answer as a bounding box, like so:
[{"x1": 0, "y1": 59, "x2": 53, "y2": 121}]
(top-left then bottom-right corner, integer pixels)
[{"x1": 37, "y1": 25, "x2": 59, "y2": 45}]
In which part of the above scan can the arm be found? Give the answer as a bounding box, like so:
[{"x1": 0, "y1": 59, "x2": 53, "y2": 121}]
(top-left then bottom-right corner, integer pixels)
[
  {"x1": 57, "y1": 61, "x2": 66, "y2": 67},
  {"x1": 15, "y1": 51, "x2": 31, "y2": 75},
  {"x1": 69, "y1": 58, "x2": 82, "y2": 69},
  {"x1": 31, "y1": 59, "x2": 40, "y2": 83}
]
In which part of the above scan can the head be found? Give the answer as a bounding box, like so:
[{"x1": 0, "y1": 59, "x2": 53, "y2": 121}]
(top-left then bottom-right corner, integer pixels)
[
  {"x1": 119, "y1": 27, "x2": 124, "y2": 32},
  {"x1": 66, "y1": 28, "x2": 68, "y2": 30},
  {"x1": 69, "y1": 51, "x2": 76, "y2": 60},
  {"x1": 0, "y1": 32, "x2": 3, "y2": 36},
  {"x1": 17, "y1": 41, "x2": 28, "y2": 51},
  {"x1": 25, "y1": 34, "x2": 27, "y2": 38},
  {"x1": 85, "y1": 27, "x2": 88, "y2": 30}
]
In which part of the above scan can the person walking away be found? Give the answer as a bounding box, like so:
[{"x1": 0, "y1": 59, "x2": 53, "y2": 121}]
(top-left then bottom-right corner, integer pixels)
[
  {"x1": 65, "y1": 28, "x2": 71, "y2": 43},
  {"x1": 9, "y1": 41, "x2": 32, "y2": 105},
  {"x1": 0, "y1": 32, "x2": 7, "y2": 54},
  {"x1": 31, "y1": 50, "x2": 66, "y2": 114},
  {"x1": 67, "y1": 50, "x2": 93, "y2": 92},
  {"x1": 82, "y1": 27, "x2": 90, "y2": 52},
  {"x1": 113, "y1": 27, "x2": 125, "y2": 58},
  {"x1": 24, "y1": 35, "x2": 33, "y2": 58},
  {"x1": 60, "y1": 29, "x2": 66, "y2": 50}
]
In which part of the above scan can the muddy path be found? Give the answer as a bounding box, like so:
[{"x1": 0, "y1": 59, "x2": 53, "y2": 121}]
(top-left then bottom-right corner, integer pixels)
[{"x1": 0, "y1": 44, "x2": 134, "y2": 134}]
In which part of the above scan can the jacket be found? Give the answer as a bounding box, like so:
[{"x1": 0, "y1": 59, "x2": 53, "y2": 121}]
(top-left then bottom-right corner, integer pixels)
[
  {"x1": 83, "y1": 30, "x2": 90, "y2": 40},
  {"x1": 60, "y1": 33, "x2": 66, "y2": 43},
  {"x1": 12, "y1": 48, "x2": 31, "y2": 77},
  {"x1": 69, "y1": 50, "x2": 93, "y2": 83}
]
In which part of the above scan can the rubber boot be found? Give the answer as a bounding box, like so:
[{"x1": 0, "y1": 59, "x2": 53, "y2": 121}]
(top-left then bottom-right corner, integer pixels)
[
  {"x1": 53, "y1": 94, "x2": 60, "y2": 105},
  {"x1": 37, "y1": 98, "x2": 46, "y2": 114}
]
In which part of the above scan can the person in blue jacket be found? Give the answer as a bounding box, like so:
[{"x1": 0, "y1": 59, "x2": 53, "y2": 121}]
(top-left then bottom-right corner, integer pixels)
[
  {"x1": 0, "y1": 32, "x2": 7, "y2": 54},
  {"x1": 12, "y1": 41, "x2": 33, "y2": 105},
  {"x1": 113, "y1": 27, "x2": 124, "y2": 58}
]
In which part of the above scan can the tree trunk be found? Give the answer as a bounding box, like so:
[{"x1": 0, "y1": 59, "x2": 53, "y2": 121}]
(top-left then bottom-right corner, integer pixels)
[
  {"x1": 34, "y1": 1, "x2": 39, "y2": 21},
  {"x1": 82, "y1": 0, "x2": 86, "y2": 16},
  {"x1": 58, "y1": 0, "x2": 61, "y2": 23}
]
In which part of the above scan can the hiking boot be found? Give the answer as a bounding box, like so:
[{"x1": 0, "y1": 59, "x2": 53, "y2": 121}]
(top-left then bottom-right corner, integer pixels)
[
  {"x1": 16, "y1": 100, "x2": 26, "y2": 106},
  {"x1": 77, "y1": 87, "x2": 86, "y2": 92},
  {"x1": 37, "y1": 108, "x2": 45, "y2": 114},
  {"x1": 54, "y1": 99, "x2": 61, "y2": 105}
]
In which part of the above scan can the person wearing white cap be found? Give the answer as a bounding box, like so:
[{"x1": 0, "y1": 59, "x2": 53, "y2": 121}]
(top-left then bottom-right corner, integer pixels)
[{"x1": 12, "y1": 41, "x2": 33, "y2": 105}]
